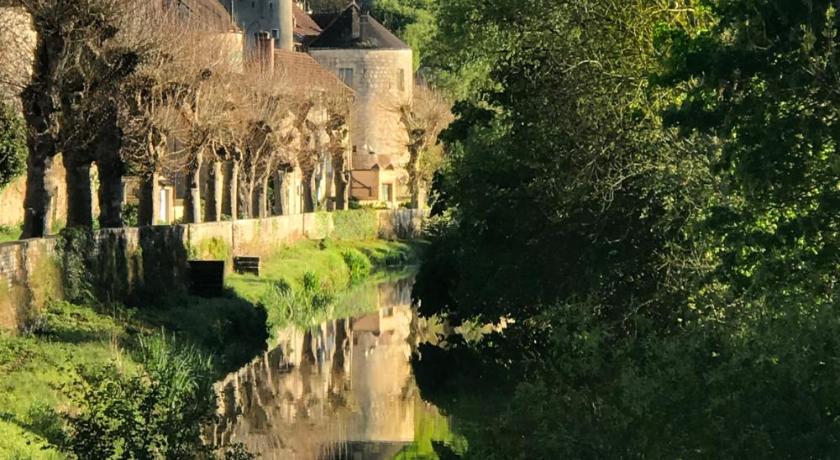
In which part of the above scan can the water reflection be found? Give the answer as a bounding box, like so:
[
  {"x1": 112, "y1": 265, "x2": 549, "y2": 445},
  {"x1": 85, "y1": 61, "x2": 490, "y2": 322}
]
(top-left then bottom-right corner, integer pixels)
[{"x1": 212, "y1": 277, "x2": 431, "y2": 460}]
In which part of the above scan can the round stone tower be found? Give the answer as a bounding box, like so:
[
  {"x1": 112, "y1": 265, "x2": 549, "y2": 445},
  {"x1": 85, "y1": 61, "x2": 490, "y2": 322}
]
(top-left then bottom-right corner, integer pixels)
[{"x1": 308, "y1": 3, "x2": 413, "y2": 206}]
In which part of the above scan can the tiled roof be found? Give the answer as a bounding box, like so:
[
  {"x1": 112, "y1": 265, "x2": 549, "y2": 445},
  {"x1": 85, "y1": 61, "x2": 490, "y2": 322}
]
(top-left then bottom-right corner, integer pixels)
[
  {"x1": 293, "y1": 4, "x2": 322, "y2": 46},
  {"x1": 308, "y1": 3, "x2": 409, "y2": 50},
  {"x1": 273, "y1": 49, "x2": 353, "y2": 95}
]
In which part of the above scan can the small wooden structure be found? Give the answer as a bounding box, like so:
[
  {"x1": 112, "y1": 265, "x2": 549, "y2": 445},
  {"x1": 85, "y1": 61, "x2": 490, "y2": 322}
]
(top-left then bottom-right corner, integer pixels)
[
  {"x1": 189, "y1": 260, "x2": 225, "y2": 297},
  {"x1": 233, "y1": 256, "x2": 261, "y2": 276}
]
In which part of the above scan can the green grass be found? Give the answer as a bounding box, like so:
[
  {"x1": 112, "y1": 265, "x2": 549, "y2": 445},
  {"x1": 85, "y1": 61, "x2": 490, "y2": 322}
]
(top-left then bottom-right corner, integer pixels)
[
  {"x1": 0, "y1": 224, "x2": 22, "y2": 243},
  {"x1": 228, "y1": 239, "x2": 418, "y2": 304},
  {"x1": 227, "y1": 239, "x2": 419, "y2": 332},
  {"x1": 0, "y1": 301, "x2": 134, "y2": 458}
]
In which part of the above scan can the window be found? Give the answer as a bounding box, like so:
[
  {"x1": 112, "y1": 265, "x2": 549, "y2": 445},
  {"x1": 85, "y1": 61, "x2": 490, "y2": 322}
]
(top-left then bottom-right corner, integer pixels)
[
  {"x1": 397, "y1": 68, "x2": 405, "y2": 92},
  {"x1": 381, "y1": 183, "x2": 394, "y2": 203},
  {"x1": 158, "y1": 188, "x2": 169, "y2": 223},
  {"x1": 338, "y1": 67, "x2": 354, "y2": 87},
  {"x1": 272, "y1": 29, "x2": 280, "y2": 40}
]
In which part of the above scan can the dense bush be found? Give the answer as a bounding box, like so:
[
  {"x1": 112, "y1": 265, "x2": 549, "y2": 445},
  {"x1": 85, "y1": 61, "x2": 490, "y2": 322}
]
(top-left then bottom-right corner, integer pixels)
[{"x1": 60, "y1": 335, "x2": 217, "y2": 459}]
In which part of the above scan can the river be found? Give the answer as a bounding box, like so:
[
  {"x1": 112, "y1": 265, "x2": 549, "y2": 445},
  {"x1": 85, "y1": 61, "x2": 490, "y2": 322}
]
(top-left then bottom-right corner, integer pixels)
[{"x1": 210, "y1": 276, "x2": 460, "y2": 460}]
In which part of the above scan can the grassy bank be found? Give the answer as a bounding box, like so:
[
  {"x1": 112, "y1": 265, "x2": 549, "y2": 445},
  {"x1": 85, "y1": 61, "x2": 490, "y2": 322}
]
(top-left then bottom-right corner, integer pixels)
[{"x1": 0, "y1": 237, "x2": 418, "y2": 458}]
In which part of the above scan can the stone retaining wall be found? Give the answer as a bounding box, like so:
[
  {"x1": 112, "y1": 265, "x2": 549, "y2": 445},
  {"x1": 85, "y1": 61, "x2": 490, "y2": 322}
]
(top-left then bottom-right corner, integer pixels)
[{"x1": 0, "y1": 209, "x2": 422, "y2": 332}]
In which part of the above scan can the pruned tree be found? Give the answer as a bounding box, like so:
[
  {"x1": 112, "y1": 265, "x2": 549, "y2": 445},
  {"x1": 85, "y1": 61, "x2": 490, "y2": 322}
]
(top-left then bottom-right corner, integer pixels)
[
  {"x1": 398, "y1": 84, "x2": 453, "y2": 209},
  {"x1": 8, "y1": 0, "x2": 162, "y2": 234}
]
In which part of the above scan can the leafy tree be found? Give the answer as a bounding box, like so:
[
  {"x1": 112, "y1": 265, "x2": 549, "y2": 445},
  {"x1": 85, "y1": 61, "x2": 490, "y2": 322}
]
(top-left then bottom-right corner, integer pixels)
[
  {"x1": 0, "y1": 102, "x2": 26, "y2": 189},
  {"x1": 417, "y1": 0, "x2": 712, "y2": 327},
  {"x1": 658, "y1": 0, "x2": 840, "y2": 312}
]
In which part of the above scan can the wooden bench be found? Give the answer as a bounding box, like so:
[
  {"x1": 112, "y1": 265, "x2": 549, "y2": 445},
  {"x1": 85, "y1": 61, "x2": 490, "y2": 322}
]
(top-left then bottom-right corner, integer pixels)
[
  {"x1": 233, "y1": 256, "x2": 261, "y2": 276},
  {"x1": 189, "y1": 260, "x2": 225, "y2": 297}
]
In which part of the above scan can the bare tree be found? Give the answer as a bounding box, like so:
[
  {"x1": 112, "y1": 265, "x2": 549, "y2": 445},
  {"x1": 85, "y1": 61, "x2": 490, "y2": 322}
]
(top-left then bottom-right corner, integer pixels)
[{"x1": 398, "y1": 84, "x2": 453, "y2": 210}]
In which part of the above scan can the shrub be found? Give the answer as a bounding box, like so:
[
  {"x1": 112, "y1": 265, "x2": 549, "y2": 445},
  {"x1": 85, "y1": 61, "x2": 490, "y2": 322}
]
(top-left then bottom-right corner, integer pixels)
[
  {"x1": 61, "y1": 337, "x2": 225, "y2": 459},
  {"x1": 342, "y1": 248, "x2": 372, "y2": 285},
  {"x1": 122, "y1": 203, "x2": 139, "y2": 227},
  {"x1": 60, "y1": 334, "x2": 218, "y2": 459},
  {"x1": 56, "y1": 228, "x2": 97, "y2": 304},
  {"x1": 0, "y1": 103, "x2": 27, "y2": 189}
]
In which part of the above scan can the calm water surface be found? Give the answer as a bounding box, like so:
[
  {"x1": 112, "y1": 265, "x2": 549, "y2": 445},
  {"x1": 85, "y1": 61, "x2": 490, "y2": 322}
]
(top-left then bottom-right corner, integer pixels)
[{"x1": 211, "y1": 277, "x2": 455, "y2": 460}]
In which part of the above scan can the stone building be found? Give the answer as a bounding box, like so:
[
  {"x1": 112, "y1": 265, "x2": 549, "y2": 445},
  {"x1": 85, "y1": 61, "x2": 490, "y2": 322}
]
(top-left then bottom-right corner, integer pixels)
[
  {"x1": 225, "y1": 0, "x2": 413, "y2": 207},
  {"x1": 309, "y1": 3, "x2": 414, "y2": 206},
  {"x1": 222, "y1": 0, "x2": 322, "y2": 50},
  {"x1": 308, "y1": 3, "x2": 413, "y2": 206}
]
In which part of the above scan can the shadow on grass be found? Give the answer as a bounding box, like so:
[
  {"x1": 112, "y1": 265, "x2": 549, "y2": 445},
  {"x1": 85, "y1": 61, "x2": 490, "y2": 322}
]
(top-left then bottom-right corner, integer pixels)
[{"x1": 132, "y1": 288, "x2": 269, "y2": 376}]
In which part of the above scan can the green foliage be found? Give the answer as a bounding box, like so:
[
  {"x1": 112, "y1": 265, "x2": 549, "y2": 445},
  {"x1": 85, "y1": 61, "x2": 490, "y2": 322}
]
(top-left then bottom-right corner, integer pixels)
[
  {"x1": 122, "y1": 203, "x2": 139, "y2": 228},
  {"x1": 342, "y1": 248, "x2": 373, "y2": 284},
  {"x1": 259, "y1": 272, "x2": 336, "y2": 329},
  {"x1": 369, "y1": 0, "x2": 437, "y2": 70},
  {"x1": 60, "y1": 334, "x2": 216, "y2": 459},
  {"x1": 411, "y1": 0, "x2": 840, "y2": 457},
  {"x1": 188, "y1": 237, "x2": 231, "y2": 262},
  {"x1": 331, "y1": 209, "x2": 379, "y2": 241},
  {"x1": 56, "y1": 228, "x2": 97, "y2": 304},
  {"x1": 0, "y1": 103, "x2": 27, "y2": 190},
  {"x1": 136, "y1": 295, "x2": 268, "y2": 374}
]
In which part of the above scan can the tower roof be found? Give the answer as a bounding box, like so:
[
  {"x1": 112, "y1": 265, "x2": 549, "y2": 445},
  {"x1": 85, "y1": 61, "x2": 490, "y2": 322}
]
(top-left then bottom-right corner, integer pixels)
[{"x1": 308, "y1": 3, "x2": 409, "y2": 50}]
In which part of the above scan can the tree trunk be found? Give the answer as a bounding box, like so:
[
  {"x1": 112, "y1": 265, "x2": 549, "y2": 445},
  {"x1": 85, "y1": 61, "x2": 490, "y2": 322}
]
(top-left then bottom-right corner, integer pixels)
[
  {"x1": 408, "y1": 150, "x2": 422, "y2": 209},
  {"x1": 273, "y1": 170, "x2": 286, "y2": 215},
  {"x1": 207, "y1": 159, "x2": 223, "y2": 222},
  {"x1": 228, "y1": 160, "x2": 240, "y2": 221},
  {"x1": 302, "y1": 169, "x2": 315, "y2": 213},
  {"x1": 255, "y1": 174, "x2": 270, "y2": 218},
  {"x1": 21, "y1": 150, "x2": 54, "y2": 238},
  {"x1": 238, "y1": 170, "x2": 254, "y2": 219},
  {"x1": 20, "y1": 83, "x2": 57, "y2": 238},
  {"x1": 66, "y1": 160, "x2": 93, "y2": 229},
  {"x1": 185, "y1": 150, "x2": 203, "y2": 223},
  {"x1": 332, "y1": 155, "x2": 348, "y2": 211},
  {"x1": 138, "y1": 172, "x2": 160, "y2": 226},
  {"x1": 97, "y1": 159, "x2": 124, "y2": 228}
]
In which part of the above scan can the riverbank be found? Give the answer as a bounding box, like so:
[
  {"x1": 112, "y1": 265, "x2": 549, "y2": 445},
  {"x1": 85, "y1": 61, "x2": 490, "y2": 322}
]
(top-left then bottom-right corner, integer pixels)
[{"x1": 0, "y1": 237, "x2": 419, "y2": 458}]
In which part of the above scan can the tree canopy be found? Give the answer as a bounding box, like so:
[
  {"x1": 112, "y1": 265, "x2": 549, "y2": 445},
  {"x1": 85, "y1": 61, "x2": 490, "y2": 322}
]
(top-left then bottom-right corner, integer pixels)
[{"x1": 413, "y1": 0, "x2": 840, "y2": 457}]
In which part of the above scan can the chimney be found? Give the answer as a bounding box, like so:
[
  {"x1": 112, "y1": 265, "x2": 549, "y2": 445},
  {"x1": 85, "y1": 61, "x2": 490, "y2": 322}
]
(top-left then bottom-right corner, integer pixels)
[
  {"x1": 278, "y1": 0, "x2": 294, "y2": 51},
  {"x1": 359, "y1": 14, "x2": 370, "y2": 42},
  {"x1": 257, "y1": 32, "x2": 275, "y2": 75}
]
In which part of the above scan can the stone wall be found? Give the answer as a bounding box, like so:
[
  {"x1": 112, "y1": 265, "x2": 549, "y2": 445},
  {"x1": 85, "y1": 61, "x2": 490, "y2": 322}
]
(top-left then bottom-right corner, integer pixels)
[{"x1": 0, "y1": 209, "x2": 421, "y2": 332}]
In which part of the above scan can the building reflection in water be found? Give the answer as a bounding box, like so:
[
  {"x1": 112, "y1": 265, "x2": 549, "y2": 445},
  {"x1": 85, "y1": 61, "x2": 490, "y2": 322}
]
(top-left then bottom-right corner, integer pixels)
[{"x1": 212, "y1": 277, "x2": 421, "y2": 460}]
